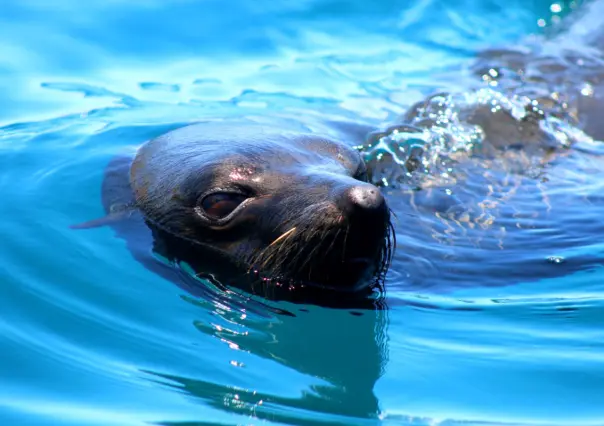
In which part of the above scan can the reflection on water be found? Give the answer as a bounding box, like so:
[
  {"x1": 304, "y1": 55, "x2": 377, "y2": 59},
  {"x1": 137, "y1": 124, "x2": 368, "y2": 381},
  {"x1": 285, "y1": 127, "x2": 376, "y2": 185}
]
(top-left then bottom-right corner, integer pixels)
[{"x1": 151, "y1": 304, "x2": 389, "y2": 425}]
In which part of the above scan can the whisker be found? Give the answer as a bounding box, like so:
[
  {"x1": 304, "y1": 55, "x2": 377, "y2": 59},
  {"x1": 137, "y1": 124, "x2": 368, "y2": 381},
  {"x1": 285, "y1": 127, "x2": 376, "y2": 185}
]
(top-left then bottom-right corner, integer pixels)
[
  {"x1": 298, "y1": 228, "x2": 340, "y2": 276},
  {"x1": 341, "y1": 223, "x2": 350, "y2": 262},
  {"x1": 381, "y1": 219, "x2": 396, "y2": 277},
  {"x1": 269, "y1": 227, "x2": 297, "y2": 247},
  {"x1": 389, "y1": 207, "x2": 399, "y2": 225},
  {"x1": 282, "y1": 223, "x2": 317, "y2": 274},
  {"x1": 271, "y1": 217, "x2": 292, "y2": 234},
  {"x1": 323, "y1": 228, "x2": 342, "y2": 261}
]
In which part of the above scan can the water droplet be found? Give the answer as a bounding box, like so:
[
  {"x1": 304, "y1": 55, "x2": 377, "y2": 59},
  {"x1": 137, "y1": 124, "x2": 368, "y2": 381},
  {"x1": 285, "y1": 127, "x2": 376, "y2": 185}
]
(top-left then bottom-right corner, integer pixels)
[
  {"x1": 580, "y1": 83, "x2": 594, "y2": 97},
  {"x1": 550, "y1": 3, "x2": 562, "y2": 13}
]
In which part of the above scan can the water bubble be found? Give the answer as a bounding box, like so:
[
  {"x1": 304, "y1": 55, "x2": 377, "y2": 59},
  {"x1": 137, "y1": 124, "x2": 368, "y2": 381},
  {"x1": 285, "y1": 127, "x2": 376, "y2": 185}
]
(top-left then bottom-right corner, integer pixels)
[
  {"x1": 547, "y1": 256, "x2": 565, "y2": 264},
  {"x1": 580, "y1": 83, "x2": 594, "y2": 97}
]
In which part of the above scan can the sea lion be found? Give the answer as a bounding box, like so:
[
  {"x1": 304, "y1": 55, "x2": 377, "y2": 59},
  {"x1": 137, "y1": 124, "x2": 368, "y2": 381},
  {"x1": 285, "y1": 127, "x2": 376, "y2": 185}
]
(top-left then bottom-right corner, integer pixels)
[{"x1": 75, "y1": 120, "x2": 395, "y2": 305}]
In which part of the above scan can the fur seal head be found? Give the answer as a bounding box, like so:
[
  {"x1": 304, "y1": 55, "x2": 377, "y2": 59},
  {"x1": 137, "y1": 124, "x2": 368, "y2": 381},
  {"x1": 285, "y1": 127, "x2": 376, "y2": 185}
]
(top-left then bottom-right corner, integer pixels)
[{"x1": 129, "y1": 121, "x2": 394, "y2": 294}]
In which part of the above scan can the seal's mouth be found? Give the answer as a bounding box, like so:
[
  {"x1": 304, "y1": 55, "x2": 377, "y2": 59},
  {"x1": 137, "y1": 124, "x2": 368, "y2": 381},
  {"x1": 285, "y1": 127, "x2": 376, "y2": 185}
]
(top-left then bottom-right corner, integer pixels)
[
  {"x1": 328, "y1": 257, "x2": 378, "y2": 292},
  {"x1": 248, "y1": 259, "x2": 378, "y2": 293},
  {"x1": 244, "y1": 209, "x2": 396, "y2": 292},
  {"x1": 271, "y1": 258, "x2": 377, "y2": 292}
]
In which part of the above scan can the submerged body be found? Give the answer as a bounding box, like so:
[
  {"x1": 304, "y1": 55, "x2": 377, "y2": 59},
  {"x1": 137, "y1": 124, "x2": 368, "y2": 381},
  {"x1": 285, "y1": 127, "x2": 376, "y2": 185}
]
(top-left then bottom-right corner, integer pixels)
[{"x1": 75, "y1": 2, "x2": 604, "y2": 307}]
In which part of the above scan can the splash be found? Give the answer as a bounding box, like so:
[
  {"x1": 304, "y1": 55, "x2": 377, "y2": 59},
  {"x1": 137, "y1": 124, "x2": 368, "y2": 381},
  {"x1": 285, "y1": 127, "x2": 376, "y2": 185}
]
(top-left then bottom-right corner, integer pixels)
[{"x1": 359, "y1": 87, "x2": 595, "y2": 189}]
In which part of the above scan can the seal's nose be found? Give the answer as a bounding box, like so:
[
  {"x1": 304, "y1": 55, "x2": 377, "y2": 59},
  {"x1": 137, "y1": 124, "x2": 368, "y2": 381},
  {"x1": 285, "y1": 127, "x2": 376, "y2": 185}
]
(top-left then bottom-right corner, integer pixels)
[
  {"x1": 346, "y1": 185, "x2": 385, "y2": 210},
  {"x1": 335, "y1": 183, "x2": 387, "y2": 218}
]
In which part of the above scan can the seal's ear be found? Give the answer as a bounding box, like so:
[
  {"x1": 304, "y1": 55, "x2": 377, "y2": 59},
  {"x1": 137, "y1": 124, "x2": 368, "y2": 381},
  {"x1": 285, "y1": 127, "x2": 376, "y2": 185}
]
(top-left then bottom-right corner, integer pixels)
[{"x1": 70, "y1": 204, "x2": 135, "y2": 230}]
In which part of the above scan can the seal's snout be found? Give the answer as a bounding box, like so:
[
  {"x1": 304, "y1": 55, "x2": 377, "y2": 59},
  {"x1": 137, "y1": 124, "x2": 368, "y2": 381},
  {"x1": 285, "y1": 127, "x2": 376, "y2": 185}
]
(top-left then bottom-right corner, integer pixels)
[
  {"x1": 345, "y1": 184, "x2": 385, "y2": 211},
  {"x1": 336, "y1": 183, "x2": 388, "y2": 219}
]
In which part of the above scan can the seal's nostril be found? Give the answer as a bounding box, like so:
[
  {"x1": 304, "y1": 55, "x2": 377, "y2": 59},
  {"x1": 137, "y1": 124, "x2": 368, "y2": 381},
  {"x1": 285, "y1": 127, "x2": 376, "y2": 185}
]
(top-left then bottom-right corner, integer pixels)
[{"x1": 346, "y1": 185, "x2": 385, "y2": 210}]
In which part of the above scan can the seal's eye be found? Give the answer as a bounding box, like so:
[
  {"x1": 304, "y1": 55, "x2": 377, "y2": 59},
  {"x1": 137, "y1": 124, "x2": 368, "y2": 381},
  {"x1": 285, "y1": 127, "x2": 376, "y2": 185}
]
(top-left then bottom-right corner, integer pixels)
[{"x1": 200, "y1": 192, "x2": 247, "y2": 219}]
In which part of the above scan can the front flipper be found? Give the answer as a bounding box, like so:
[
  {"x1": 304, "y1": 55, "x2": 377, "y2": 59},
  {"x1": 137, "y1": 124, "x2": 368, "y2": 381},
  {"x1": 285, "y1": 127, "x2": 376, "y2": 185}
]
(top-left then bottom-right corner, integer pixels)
[
  {"x1": 70, "y1": 203, "x2": 137, "y2": 230},
  {"x1": 70, "y1": 154, "x2": 138, "y2": 230}
]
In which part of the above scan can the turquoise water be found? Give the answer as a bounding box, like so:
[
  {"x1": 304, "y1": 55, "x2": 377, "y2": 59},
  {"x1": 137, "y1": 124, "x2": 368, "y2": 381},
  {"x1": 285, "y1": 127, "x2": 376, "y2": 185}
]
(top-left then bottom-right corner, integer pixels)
[{"x1": 2, "y1": 0, "x2": 604, "y2": 425}]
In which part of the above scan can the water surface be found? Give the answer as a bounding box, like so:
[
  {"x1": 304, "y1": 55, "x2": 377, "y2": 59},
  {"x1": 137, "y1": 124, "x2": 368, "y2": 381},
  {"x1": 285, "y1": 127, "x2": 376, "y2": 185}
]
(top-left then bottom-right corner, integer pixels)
[{"x1": 2, "y1": 0, "x2": 604, "y2": 425}]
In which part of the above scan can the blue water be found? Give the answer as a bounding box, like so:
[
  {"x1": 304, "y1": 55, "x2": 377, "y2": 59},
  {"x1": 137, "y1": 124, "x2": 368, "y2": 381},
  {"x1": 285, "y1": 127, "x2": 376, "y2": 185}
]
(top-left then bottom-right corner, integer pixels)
[{"x1": 2, "y1": 0, "x2": 604, "y2": 425}]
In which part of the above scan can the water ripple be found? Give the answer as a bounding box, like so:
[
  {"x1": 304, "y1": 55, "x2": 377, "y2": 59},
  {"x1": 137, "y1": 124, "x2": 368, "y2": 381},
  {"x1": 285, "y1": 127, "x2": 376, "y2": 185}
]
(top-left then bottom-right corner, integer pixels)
[{"x1": 1, "y1": 0, "x2": 603, "y2": 425}]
